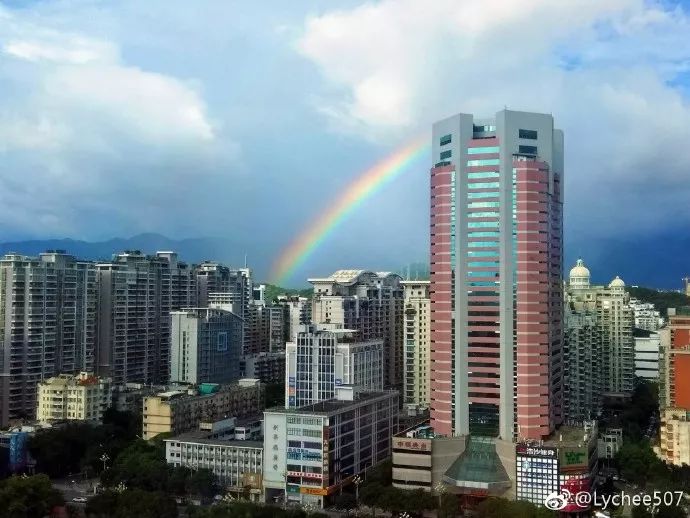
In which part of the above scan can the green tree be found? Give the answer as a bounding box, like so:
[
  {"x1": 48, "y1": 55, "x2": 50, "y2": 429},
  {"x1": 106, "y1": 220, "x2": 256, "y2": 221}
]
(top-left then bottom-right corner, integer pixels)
[
  {"x1": 475, "y1": 497, "x2": 555, "y2": 518},
  {"x1": 0, "y1": 474, "x2": 64, "y2": 518},
  {"x1": 85, "y1": 489, "x2": 177, "y2": 518},
  {"x1": 186, "y1": 468, "x2": 217, "y2": 498}
]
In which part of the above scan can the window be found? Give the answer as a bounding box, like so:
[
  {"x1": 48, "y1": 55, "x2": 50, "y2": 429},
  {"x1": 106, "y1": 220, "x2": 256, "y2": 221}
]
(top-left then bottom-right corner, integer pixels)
[
  {"x1": 440, "y1": 150, "x2": 452, "y2": 160},
  {"x1": 467, "y1": 146, "x2": 500, "y2": 155},
  {"x1": 467, "y1": 159, "x2": 500, "y2": 167},
  {"x1": 468, "y1": 182, "x2": 499, "y2": 189},
  {"x1": 519, "y1": 129, "x2": 538, "y2": 140},
  {"x1": 440, "y1": 134, "x2": 452, "y2": 146},
  {"x1": 468, "y1": 172, "x2": 499, "y2": 179},
  {"x1": 518, "y1": 145, "x2": 537, "y2": 155}
]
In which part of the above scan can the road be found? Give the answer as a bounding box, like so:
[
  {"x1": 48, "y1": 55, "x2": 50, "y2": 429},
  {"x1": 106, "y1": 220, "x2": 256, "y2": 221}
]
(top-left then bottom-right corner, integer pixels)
[{"x1": 52, "y1": 477, "x2": 97, "y2": 505}]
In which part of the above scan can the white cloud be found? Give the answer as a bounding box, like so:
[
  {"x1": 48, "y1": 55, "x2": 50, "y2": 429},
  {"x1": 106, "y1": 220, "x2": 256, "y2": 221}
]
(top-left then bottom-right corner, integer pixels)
[{"x1": 296, "y1": 0, "x2": 690, "y2": 238}]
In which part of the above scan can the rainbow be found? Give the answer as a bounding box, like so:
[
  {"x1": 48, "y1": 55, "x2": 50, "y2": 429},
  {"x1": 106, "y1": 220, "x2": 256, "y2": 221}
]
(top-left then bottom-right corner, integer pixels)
[{"x1": 271, "y1": 135, "x2": 429, "y2": 285}]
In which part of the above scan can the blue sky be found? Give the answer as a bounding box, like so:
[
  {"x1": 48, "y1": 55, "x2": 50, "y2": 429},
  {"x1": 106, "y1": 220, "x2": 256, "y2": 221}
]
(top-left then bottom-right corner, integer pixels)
[{"x1": 1, "y1": 0, "x2": 690, "y2": 284}]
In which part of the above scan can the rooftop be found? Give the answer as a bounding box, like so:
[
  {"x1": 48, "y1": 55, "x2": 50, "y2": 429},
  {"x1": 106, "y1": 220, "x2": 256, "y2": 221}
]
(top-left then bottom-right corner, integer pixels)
[
  {"x1": 165, "y1": 431, "x2": 262, "y2": 449},
  {"x1": 265, "y1": 391, "x2": 397, "y2": 416},
  {"x1": 542, "y1": 424, "x2": 596, "y2": 447}
]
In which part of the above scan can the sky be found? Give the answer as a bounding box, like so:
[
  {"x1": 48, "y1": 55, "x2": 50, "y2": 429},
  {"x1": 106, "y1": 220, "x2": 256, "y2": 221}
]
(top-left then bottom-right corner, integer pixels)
[{"x1": 1, "y1": 0, "x2": 690, "y2": 285}]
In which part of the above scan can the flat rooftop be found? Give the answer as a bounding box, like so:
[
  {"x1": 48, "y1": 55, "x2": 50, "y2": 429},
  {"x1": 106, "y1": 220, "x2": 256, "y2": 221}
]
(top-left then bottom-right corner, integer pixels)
[
  {"x1": 265, "y1": 391, "x2": 397, "y2": 416},
  {"x1": 165, "y1": 431, "x2": 262, "y2": 449},
  {"x1": 542, "y1": 425, "x2": 595, "y2": 447}
]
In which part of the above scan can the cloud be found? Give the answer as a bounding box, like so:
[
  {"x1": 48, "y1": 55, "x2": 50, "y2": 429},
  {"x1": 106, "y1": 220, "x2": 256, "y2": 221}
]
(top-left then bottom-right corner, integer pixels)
[
  {"x1": 0, "y1": 5, "x2": 232, "y2": 239},
  {"x1": 296, "y1": 0, "x2": 690, "y2": 239}
]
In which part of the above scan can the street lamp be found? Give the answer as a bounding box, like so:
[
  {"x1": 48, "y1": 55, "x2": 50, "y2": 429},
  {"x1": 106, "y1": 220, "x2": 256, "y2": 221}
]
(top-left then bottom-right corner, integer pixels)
[
  {"x1": 99, "y1": 453, "x2": 110, "y2": 473},
  {"x1": 400, "y1": 513, "x2": 411, "y2": 518},
  {"x1": 353, "y1": 475, "x2": 363, "y2": 506},
  {"x1": 434, "y1": 481, "x2": 447, "y2": 510}
]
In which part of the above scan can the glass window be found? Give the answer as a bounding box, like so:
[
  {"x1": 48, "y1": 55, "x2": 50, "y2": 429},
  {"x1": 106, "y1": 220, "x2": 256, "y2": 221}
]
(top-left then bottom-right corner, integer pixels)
[
  {"x1": 519, "y1": 129, "x2": 538, "y2": 140},
  {"x1": 468, "y1": 192, "x2": 499, "y2": 199},
  {"x1": 440, "y1": 134, "x2": 452, "y2": 146},
  {"x1": 468, "y1": 202, "x2": 499, "y2": 208},
  {"x1": 468, "y1": 241, "x2": 499, "y2": 247},
  {"x1": 468, "y1": 221, "x2": 499, "y2": 228},
  {"x1": 468, "y1": 251, "x2": 499, "y2": 257},
  {"x1": 468, "y1": 231, "x2": 499, "y2": 237},
  {"x1": 440, "y1": 150, "x2": 452, "y2": 160},
  {"x1": 468, "y1": 211, "x2": 498, "y2": 218},
  {"x1": 467, "y1": 146, "x2": 500, "y2": 155},
  {"x1": 468, "y1": 172, "x2": 499, "y2": 179},
  {"x1": 518, "y1": 145, "x2": 537, "y2": 155},
  {"x1": 467, "y1": 159, "x2": 500, "y2": 167},
  {"x1": 468, "y1": 182, "x2": 499, "y2": 189}
]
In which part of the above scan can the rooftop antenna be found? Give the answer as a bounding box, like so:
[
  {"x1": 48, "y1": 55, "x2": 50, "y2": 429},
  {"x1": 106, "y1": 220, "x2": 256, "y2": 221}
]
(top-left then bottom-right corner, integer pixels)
[{"x1": 244, "y1": 253, "x2": 247, "y2": 269}]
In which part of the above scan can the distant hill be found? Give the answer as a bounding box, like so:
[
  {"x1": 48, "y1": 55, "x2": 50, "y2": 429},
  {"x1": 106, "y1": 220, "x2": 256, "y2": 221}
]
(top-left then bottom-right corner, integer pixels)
[{"x1": 627, "y1": 286, "x2": 690, "y2": 317}]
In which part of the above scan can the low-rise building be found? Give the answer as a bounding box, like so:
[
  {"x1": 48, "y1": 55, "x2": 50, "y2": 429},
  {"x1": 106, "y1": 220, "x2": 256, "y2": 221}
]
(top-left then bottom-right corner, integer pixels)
[
  {"x1": 629, "y1": 298, "x2": 664, "y2": 331},
  {"x1": 142, "y1": 379, "x2": 264, "y2": 440},
  {"x1": 598, "y1": 428, "x2": 623, "y2": 459},
  {"x1": 263, "y1": 388, "x2": 399, "y2": 509},
  {"x1": 658, "y1": 407, "x2": 690, "y2": 466},
  {"x1": 36, "y1": 372, "x2": 112, "y2": 424},
  {"x1": 241, "y1": 353, "x2": 285, "y2": 384},
  {"x1": 165, "y1": 422, "x2": 263, "y2": 500},
  {"x1": 516, "y1": 422, "x2": 599, "y2": 513}
]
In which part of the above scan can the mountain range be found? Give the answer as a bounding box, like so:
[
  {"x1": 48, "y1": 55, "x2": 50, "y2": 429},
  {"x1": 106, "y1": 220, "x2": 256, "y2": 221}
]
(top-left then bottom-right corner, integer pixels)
[{"x1": 0, "y1": 232, "x2": 687, "y2": 289}]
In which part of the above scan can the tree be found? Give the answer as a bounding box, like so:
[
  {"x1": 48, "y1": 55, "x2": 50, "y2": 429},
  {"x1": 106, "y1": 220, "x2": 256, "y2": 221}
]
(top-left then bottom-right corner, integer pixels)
[
  {"x1": 85, "y1": 489, "x2": 177, "y2": 518},
  {"x1": 475, "y1": 497, "x2": 555, "y2": 518},
  {"x1": 186, "y1": 468, "x2": 217, "y2": 498},
  {"x1": 0, "y1": 474, "x2": 64, "y2": 518}
]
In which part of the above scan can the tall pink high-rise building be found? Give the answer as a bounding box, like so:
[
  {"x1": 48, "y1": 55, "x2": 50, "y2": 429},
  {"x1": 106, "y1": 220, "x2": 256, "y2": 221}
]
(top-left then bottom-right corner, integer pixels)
[{"x1": 430, "y1": 110, "x2": 563, "y2": 442}]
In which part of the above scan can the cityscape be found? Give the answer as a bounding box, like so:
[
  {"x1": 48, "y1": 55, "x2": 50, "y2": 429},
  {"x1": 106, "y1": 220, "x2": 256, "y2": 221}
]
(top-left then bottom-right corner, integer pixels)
[{"x1": 1, "y1": 2, "x2": 690, "y2": 518}]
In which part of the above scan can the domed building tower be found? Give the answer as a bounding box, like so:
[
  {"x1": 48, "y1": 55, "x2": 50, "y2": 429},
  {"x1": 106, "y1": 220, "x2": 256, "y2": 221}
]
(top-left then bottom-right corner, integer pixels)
[{"x1": 569, "y1": 259, "x2": 591, "y2": 290}]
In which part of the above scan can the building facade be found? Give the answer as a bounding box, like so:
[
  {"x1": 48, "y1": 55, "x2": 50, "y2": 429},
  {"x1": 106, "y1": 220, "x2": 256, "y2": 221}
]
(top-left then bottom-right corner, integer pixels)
[
  {"x1": 278, "y1": 296, "x2": 312, "y2": 341},
  {"x1": 241, "y1": 352, "x2": 286, "y2": 384},
  {"x1": 142, "y1": 379, "x2": 264, "y2": 440},
  {"x1": 96, "y1": 251, "x2": 196, "y2": 385},
  {"x1": 429, "y1": 110, "x2": 564, "y2": 443},
  {"x1": 285, "y1": 325, "x2": 383, "y2": 408},
  {"x1": 563, "y1": 259, "x2": 635, "y2": 421},
  {"x1": 36, "y1": 372, "x2": 112, "y2": 423},
  {"x1": 310, "y1": 270, "x2": 404, "y2": 391},
  {"x1": 629, "y1": 298, "x2": 663, "y2": 331},
  {"x1": 170, "y1": 308, "x2": 242, "y2": 385},
  {"x1": 0, "y1": 252, "x2": 97, "y2": 426},
  {"x1": 658, "y1": 308, "x2": 690, "y2": 466},
  {"x1": 634, "y1": 329, "x2": 661, "y2": 381},
  {"x1": 263, "y1": 389, "x2": 399, "y2": 509},
  {"x1": 401, "y1": 280, "x2": 431, "y2": 411}
]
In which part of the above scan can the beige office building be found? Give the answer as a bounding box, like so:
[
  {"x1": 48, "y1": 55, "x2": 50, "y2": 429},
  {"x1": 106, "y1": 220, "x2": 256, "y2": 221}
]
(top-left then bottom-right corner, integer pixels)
[
  {"x1": 142, "y1": 379, "x2": 264, "y2": 440},
  {"x1": 401, "y1": 280, "x2": 430, "y2": 411},
  {"x1": 36, "y1": 372, "x2": 112, "y2": 423}
]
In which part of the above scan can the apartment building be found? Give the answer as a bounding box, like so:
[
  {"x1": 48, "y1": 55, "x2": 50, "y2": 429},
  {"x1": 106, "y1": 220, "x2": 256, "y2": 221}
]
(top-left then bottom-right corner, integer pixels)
[
  {"x1": 401, "y1": 280, "x2": 430, "y2": 411},
  {"x1": 0, "y1": 251, "x2": 97, "y2": 427},
  {"x1": 96, "y1": 251, "x2": 196, "y2": 385},
  {"x1": 142, "y1": 379, "x2": 264, "y2": 440},
  {"x1": 277, "y1": 295, "x2": 312, "y2": 341},
  {"x1": 634, "y1": 329, "x2": 661, "y2": 381},
  {"x1": 658, "y1": 308, "x2": 690, "y2": 466},
  {"x1": 36, "y1": 372, "x2": 112, "y2": 423},
  {"x1": 564, "y1": 258, "x2": 634, "y2": 421},
  {"x1": 310, "y1": 270, "x2": 404, "y2": 391},
  {"x1": 285, "y1": 325, "x2": 383, "y2": 408},
  {"x1": 170, "y1": 307, "x2": 242, "y2": 385},
  {"x1": 241, "y1": 352, "x2": 286, "y2": 384},
  {"x1": 263, "y1": 388, "x2": 399, "y2": 509}
]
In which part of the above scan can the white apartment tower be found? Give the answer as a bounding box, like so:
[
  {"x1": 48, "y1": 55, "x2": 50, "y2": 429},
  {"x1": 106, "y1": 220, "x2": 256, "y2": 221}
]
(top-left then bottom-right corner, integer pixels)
[
  {"x1": 309, "y1": 270, "x2": 404, "y2": 391},
  {"x1": 401, "y1": 280, "x2": 431, "y2": 411},
  {"x1": 0, "y1": 252, "x2": 97, "y2": 427},
  {"x1": 285, "y1": 325, "x2": 383, "y2": 408}
]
